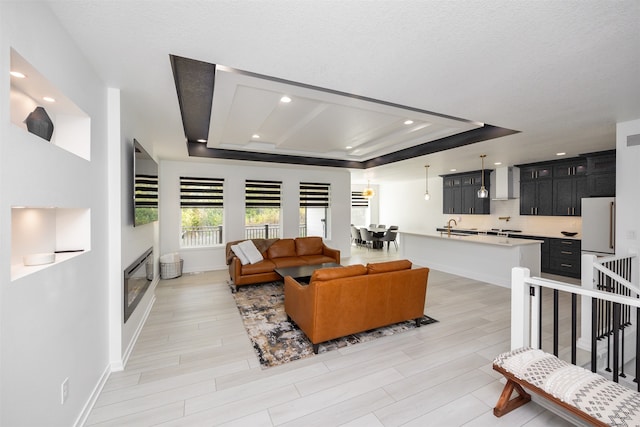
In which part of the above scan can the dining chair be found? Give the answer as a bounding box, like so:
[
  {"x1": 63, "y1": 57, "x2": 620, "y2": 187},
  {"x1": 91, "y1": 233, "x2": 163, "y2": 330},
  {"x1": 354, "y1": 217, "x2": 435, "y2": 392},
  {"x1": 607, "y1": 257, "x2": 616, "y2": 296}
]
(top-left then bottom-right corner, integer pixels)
[
  {"x1": 350, "y1": 226, "x2": 362, "y2": 246},
  {"x1": 359, "y1": 228, "x2": 380, "y2": 250},
  {"x1": 388, "y1": 225, "x2": 399, "y2": 231},
  {"x1": 368, "y1": 223, "x2": 377, "y2": 228},
  {"x1": 380, "y1": 231, "x2": 398, "y2": 251},
  {"x1": 377, "y1": 224, "x2": 386, "y2": 229}
]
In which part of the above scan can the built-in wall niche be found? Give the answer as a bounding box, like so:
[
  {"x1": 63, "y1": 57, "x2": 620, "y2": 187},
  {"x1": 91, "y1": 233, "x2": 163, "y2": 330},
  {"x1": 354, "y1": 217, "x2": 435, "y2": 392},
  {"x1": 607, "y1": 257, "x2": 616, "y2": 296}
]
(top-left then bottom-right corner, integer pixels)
[
  {"x1": 11, "y1": 207, "x2": 91, "y2": 281},
  {"x1": 9, "y1": 48, "x2": 90, "y2": 160}
]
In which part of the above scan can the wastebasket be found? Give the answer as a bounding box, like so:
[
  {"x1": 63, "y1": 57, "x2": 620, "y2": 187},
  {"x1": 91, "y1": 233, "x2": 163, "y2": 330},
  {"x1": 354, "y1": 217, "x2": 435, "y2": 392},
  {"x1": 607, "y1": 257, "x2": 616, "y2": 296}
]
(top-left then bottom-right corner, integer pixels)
[{"x1": 160, "y1": 253, "x2": 183, "y2": 279}]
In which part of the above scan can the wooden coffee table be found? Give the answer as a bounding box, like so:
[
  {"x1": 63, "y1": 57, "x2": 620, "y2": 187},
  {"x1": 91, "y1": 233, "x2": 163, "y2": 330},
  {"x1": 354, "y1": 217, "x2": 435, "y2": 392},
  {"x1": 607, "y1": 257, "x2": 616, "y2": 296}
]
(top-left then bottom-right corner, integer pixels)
[{"x1": 275, "y1": 262, "x2": 342, "y2": 283}]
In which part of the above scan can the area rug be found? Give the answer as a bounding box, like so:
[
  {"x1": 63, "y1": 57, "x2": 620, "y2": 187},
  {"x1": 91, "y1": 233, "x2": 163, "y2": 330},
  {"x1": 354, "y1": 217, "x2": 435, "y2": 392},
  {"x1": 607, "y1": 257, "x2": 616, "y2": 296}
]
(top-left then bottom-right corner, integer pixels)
[{"x1": 231, "y1": 281, "x2": 438, "y2": 368}]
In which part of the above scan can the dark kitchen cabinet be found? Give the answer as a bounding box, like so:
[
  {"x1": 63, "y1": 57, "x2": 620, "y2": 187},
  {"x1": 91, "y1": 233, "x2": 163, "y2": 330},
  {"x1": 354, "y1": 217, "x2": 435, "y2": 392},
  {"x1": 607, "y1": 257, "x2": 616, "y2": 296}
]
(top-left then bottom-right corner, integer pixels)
[
  {"x1": 520, "y1": 179, "x2": 553, "y2": 216},
  {"x1": 553, "y1": 175, "x2": 587, "y2": 216},
  {"x1": 585, "y1": 151, "x2": 616, "y2": 197},
  {"x1": 518, "y1": 157, "x2": 592, "y2": 216},
  {"x1": 520, "y1": 165, "x2": 552, "y2": 181},
  {"x1": 441, "y1": 170, "x2": 490, "y2": 215},
  {"x1": 443, "y1": 185, "x2": 462, "y2": 214},
  {"x1": 548, "y1": 238, "x2": 581, "y2": 278}
]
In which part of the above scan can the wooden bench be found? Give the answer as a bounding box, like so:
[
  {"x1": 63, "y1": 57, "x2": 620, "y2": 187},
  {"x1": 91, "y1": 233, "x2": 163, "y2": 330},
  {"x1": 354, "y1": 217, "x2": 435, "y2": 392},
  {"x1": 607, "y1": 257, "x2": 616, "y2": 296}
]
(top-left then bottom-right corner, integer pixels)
[{"x1": 493, "y1": 347, "x2": 640, "y2": 426}]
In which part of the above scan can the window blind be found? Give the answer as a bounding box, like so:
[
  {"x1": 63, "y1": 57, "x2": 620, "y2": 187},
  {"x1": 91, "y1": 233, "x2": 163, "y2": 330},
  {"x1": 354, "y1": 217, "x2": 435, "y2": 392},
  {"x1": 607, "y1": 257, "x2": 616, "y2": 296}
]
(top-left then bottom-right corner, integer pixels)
[
  {"x1": 351, "y1": 191, "x2": 369, "y2": 207},
  {"x1": 300, "y1": 182, "x2": 330, "y2": 207},
  {"x1": 180, "y1": 176, "x2": 224, "y2": 208},
  {"x1": 245, "y1": 180, "x2": 282, "y2": 208}
]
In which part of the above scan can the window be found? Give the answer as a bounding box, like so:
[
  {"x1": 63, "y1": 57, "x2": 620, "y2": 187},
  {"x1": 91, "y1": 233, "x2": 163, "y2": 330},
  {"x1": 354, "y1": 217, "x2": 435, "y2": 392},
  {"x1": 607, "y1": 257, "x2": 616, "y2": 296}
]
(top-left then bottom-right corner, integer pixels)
[
  {"x1": 180, "y1": 177, "x2": 224, "y2": 247},
  {"x1": 351, "y1": 191, "x2": 369, "y2": 226},
  {"x1": 245, "y1": 180, "x2": 282, "y2": 239},
  {"x1": 300, "y1": 182, "x2": 330, "y2": 238}
]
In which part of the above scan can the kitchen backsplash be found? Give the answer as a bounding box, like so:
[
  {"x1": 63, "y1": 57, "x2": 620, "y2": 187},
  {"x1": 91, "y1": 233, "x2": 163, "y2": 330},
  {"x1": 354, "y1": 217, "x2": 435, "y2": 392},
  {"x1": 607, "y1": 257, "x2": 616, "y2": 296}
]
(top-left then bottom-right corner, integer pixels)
[{"x1": 443, "y1": 198, "x2": 582, "y2": 237}]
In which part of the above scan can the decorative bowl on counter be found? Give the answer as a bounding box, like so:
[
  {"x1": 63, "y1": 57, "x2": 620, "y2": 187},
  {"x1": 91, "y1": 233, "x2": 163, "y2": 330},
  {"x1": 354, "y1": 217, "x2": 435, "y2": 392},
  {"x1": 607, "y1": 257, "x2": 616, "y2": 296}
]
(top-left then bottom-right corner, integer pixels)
[{"x1": 561, "y1": 231, "x2": 578, "y2": 237}]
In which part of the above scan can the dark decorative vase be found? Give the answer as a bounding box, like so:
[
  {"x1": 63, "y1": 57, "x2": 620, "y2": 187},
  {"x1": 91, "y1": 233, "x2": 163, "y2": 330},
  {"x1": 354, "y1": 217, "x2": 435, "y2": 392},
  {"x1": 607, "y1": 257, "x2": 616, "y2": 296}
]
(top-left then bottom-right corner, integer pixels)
[{"x1": 24, "y1": 106, "x2": 54, "y2": 141}]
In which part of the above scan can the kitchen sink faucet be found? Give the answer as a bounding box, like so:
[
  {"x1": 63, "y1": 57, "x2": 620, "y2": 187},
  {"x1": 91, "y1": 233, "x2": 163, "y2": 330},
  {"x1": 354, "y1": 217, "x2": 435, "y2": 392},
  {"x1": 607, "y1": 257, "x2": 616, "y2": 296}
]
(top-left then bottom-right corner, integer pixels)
[{"x1": 446, "y1": 218, "x2": 457, "y2": 237}]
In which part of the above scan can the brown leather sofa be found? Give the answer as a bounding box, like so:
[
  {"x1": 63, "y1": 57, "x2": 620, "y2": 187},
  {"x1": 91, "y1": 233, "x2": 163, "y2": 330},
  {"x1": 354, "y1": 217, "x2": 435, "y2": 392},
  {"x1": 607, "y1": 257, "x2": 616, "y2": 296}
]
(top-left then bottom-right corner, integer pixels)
[
  {"x1": 284, "y1": 259, "x2": 429, "y2": 353},
  {"x1": 225, "y1": 236, "x2": 340, "y2": 291}
]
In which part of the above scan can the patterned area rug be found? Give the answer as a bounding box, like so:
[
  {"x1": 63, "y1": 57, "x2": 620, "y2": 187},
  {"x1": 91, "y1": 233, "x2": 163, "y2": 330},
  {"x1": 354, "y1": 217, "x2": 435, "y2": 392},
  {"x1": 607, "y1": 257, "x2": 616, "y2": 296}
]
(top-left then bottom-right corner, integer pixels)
[{"x1": 232, "y1": 281, "x2": 438, "y2": 368}]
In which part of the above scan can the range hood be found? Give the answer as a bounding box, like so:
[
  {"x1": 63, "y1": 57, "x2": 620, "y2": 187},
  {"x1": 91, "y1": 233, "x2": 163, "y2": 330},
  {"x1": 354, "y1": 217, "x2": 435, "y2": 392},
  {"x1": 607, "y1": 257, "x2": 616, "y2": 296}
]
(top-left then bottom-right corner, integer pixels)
[{"x1": 492, "y1": 166, "x2": 516, "y2": 200}]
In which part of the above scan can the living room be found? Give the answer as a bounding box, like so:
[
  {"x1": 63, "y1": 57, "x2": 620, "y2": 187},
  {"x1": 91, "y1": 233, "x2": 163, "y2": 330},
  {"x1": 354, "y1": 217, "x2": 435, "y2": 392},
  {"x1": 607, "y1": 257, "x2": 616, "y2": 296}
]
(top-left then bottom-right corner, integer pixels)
[{"x1": 2, "y1": 2, "x2": 640, "y2": 426}]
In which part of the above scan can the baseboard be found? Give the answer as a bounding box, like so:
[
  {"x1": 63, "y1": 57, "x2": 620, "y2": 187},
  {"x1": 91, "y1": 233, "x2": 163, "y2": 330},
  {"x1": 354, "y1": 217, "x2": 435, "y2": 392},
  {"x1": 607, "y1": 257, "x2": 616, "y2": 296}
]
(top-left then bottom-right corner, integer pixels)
[
  {"x1": 73, "y1": 364, "x2": 111, "y2": 427},
  {"x1": 121, "y1": 293, "x2": 156, "y2": 369}
]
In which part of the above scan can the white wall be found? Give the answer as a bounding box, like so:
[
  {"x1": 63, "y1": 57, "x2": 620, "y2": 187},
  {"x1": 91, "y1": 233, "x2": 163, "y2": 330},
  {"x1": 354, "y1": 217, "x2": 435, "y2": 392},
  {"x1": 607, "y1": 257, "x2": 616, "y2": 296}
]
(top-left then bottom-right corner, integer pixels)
[
  {"x1": 0, "y1": 3, "x2": 110, "y2": 426},
  {"x1": 160, "y1": 160, "x2": 352, "y2": 273},
  {"x1": 116, "y1": 91, "x2": 160, "y2": 368},
  {"x1": 616, "y1": 118, "x2": 640, "y2": 258}
]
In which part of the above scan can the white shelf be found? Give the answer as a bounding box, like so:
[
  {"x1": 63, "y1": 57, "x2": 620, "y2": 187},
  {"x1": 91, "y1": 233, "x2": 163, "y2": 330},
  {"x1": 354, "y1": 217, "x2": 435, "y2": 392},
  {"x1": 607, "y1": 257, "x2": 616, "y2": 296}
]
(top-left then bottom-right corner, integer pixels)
[
  {"x1": 11, "y1": 251, "x2": 87, "y2": 282},
  {"x1": 11, "y1": 207, "x2": 91, "y2": 281},
  {"x1": 10, "y1": 48, "x2": 91, "y2": 160}
]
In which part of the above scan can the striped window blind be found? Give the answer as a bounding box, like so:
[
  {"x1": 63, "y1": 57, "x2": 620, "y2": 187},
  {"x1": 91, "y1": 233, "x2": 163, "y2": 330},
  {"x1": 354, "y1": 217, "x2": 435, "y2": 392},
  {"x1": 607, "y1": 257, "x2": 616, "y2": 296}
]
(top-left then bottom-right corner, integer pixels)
[
  {"x1": 351, "y1": 191, "x2": 369, "y2": 207},
  {"x1": 245, "y1": 180, "x2": 282, "y2": 207},
  {"x1": 300, "y1": 182, "x2": 330, "y2": 207},
  {"x1": 180, "y1": 177, "x2": 224, "y2": 207}
]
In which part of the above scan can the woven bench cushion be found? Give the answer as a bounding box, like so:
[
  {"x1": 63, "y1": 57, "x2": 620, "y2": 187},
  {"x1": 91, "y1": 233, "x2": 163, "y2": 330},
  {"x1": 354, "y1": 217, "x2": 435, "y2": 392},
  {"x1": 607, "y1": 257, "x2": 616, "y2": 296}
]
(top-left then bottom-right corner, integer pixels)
[{"x1": 494, "y1": 347, "x2": 640, "y2": 426}]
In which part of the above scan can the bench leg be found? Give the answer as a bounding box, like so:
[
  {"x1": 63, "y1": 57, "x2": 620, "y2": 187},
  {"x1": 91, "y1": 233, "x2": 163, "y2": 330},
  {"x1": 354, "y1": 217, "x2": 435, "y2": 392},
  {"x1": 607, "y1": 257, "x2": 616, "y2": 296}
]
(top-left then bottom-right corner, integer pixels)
[
  {"x1": 312, "y1": 344, "x2": 319, "y2": 354},
  {"x1": 493, "y1": 379, "x2": 531, "y2": 417}
]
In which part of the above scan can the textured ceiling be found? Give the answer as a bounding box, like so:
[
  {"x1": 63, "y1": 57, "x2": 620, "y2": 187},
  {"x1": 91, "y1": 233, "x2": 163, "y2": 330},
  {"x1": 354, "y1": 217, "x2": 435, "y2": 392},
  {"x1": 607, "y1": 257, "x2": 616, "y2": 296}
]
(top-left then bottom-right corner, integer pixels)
[{"x1": 46, "y1": 0, "x2": 640, "y2": 183}]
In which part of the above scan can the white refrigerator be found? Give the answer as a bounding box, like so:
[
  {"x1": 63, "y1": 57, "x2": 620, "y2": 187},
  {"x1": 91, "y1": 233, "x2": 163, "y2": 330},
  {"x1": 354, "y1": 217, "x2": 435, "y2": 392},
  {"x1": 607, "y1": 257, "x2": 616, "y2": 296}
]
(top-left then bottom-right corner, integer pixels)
[{"x1": 581, "y1": 197, "x2": 615, "y2": 255}]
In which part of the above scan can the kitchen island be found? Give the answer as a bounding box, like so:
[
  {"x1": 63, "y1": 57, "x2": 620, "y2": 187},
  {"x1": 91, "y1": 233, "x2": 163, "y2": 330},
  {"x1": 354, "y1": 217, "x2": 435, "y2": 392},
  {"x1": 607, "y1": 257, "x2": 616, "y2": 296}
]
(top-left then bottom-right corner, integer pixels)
[{"x1": 399, "y1": 231, "x2": 542, "y2": 288}]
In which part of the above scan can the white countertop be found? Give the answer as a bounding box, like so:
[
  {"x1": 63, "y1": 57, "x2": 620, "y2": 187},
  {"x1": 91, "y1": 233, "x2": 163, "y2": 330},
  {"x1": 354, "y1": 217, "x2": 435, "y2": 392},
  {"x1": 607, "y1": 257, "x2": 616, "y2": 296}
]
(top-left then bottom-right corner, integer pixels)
[{"x1": 400, "y1": 231, "x2": 543, "y2": 247}]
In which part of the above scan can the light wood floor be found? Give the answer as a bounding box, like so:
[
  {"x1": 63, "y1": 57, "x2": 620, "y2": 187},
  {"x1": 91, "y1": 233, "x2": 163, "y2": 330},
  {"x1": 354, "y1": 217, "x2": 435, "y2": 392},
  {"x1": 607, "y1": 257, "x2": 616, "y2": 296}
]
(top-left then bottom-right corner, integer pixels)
[{"x1": 86, "y1": 246, "x2": 577, "y2": 426}]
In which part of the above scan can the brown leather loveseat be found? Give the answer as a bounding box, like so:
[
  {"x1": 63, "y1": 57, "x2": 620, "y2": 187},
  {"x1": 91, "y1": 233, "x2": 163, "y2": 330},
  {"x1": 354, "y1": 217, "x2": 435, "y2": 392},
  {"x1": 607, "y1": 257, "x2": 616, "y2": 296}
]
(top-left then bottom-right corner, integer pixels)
[
  {"x1": 225, "y1": 236, "x2": 340, "y2": 291},
  {"x1": 284, "y1": 259, "x2": 429, "y2": 353}
]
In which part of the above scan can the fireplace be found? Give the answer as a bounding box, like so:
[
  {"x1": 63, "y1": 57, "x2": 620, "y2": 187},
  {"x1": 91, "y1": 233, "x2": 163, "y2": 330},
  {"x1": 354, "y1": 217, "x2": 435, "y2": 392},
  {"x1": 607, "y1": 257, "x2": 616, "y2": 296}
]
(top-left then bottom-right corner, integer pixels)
[{"x1": 123, "y1": 247, "x2": 153, "y2": 323}]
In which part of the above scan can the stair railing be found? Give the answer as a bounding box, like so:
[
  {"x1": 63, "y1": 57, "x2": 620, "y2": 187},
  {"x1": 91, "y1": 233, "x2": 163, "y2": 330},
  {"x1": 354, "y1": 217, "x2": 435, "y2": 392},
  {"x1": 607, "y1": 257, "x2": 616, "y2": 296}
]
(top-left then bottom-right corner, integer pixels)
[{"x1": 511, "y1": 266, "x2": 640, "y2": 389}]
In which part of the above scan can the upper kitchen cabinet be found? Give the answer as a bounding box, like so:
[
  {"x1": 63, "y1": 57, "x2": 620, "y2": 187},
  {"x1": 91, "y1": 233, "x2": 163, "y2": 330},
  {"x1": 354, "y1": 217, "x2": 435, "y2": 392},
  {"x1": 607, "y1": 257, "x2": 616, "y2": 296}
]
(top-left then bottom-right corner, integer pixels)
[
  {"x1": 517, "y1": 163, "x2": 553, "y2": 216},
  {"x1": 441, "y1": 170, "x2": 490, "y2": 215},
  {"x1": 552, "y1": 158, "x2": 588, "y2": 216},
  {"x1": 584, "y1": 150, "x2": 616, "y2": 197}
]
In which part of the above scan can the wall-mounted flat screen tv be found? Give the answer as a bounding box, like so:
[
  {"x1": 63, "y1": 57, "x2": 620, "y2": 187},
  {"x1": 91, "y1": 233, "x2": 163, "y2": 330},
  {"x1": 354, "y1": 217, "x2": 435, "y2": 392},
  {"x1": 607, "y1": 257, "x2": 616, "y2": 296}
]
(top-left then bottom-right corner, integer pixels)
[{"x1": 133, "y1": 139, "x2": 158, "y2": 226}]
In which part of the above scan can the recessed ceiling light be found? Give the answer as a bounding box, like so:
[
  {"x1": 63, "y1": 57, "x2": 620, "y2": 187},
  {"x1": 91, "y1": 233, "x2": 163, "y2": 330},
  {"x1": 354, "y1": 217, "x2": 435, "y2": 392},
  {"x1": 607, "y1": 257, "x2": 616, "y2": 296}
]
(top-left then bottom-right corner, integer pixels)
[
  {"x1": 450, "y1": 168, "x2": 457, "y2": 172},
  {"x1": 280, "y1": 96, "x2": 292, "y2": 103},
  {"x1": 494, "y1": 162, "x2": 502, "y2": 166},
  {"x1": 556, "y1": 152, "x2": 566, "y2": 156},
  {"x1": 404, "y1": 120, "x2": 414, "y2": 125},
  {"x1": 252, "y1": 134, "x2": 260, "y2": 139},
  {"x1": 197, "y1": 139, "x2": 207, "y2": 143},
  {"x1": 345, "y1": 146, "x2": 352, "y2": 150},
  {"x1": 42, "y1": 96, "x2": 56, "y2": 102},
  {"x1": 10, "y1": 71, "x2": 26, "y2": 78}
]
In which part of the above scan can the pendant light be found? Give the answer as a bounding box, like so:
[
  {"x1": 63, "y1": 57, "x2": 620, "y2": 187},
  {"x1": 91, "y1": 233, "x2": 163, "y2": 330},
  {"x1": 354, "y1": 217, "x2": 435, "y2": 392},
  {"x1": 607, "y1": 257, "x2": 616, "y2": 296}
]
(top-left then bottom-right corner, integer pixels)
[
  {"x1": 362, "y1": 180, "x2": 375, "y2": 199},
  {"x1": 477, "y1": 154, "x2": 489, "y2": 198},
  {"x1": 424, "y1": 165, "x2": 431, "y2": 201}
]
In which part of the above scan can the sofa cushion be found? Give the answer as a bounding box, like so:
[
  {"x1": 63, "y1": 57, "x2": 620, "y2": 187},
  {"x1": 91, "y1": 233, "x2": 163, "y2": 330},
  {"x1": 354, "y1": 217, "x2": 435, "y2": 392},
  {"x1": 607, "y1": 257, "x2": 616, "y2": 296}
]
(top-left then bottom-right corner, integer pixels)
[
  {"x1": 295, "y1": 237, "x2": 323, "y2": 256},
  {"x1": 241, "y1": 259, "x2": 276, "y2": 275},
  {"x1": 311, "y1": 264, "x2": 367, "y2": 282},
  {"x1": 267, "y1": 239, "x2": 297, "y2": 258},
  {"x1": 272, "y1": 257, "x2": 305, "y2": 268},
  {"x1": 230, "y1": 244, "x2": 250, "y2": 265},
  {"x1": 299, "y1": 255, "x2": 337, "y2": 265},
  {"x1": 367, "y1": 259, "x2": 413, "y2": 274}
]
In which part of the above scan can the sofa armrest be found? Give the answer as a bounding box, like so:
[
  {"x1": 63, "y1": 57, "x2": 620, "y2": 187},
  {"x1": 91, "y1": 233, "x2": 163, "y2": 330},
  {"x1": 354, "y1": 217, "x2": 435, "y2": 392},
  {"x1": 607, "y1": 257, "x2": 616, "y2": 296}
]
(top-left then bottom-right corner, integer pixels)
[
  {"x1": 229, "y1": 257, "x2": 242, "y2": 282},
  {"x1": 284, "y1": 277, "x2": 316, "y2": 339},
  {"x1": 322, "y1": 245, "x2": 340, "y2": 264}
]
